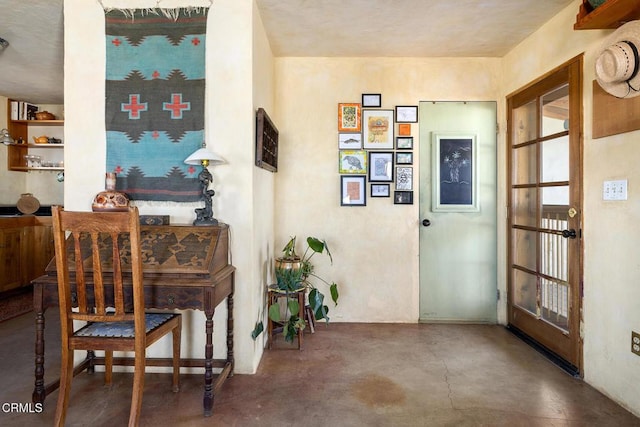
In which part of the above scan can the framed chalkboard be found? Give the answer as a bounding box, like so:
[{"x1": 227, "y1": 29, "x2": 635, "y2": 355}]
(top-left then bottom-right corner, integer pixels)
[{"x1": 255, "y1": 108, "x2": 278, "y2": 172}]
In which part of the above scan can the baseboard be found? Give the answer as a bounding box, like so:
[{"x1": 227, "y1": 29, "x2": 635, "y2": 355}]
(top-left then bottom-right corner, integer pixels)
[{"x1": 506, "y1": 325, "x2": 580, "y2": 378}]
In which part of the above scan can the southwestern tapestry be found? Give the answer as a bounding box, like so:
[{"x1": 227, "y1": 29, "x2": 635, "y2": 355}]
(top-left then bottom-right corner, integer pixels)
[{"x1": 105, "y1": 8, "x2": 208, "y2": 202}]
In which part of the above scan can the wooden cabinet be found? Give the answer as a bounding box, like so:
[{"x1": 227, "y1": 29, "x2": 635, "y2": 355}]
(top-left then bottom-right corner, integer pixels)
[
  {"x1": 574, "y1": 0, "x2": 640, "y2": 30},
  {"x1": 0, "y1": 217, "x2": 53, "y2": 294},
  {"x1": 6, "y1": 99, "x2": 64, "y2": 172},
  {"x1": 0, "y1": 228, "x2": 23, "y2": 293}
]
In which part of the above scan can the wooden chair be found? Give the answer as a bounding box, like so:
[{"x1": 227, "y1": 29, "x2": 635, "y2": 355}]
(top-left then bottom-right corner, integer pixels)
[{"x1": 51, "y1": 206, "x2": 181, "y2": 427}]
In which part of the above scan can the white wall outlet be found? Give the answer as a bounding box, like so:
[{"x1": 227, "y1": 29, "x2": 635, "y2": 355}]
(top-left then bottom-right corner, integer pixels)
[{"x1": 603, "y1": 180, "x2": 628, "y2": 201}]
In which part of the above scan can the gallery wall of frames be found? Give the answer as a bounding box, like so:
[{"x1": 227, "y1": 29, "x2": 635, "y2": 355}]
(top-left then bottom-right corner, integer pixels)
[{"x1": 338, "y1": 94, "x2": 417, "y2": 207}]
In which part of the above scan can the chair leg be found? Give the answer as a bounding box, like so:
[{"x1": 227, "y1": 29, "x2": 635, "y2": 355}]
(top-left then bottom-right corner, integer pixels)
[
  {"x1": 128, "y1": 354, "x2": 145, "y2": 427},
  {"x1": 54, "y1": 348, "x2": 74, "y2": 427},
  {"x1": 172, "y1": 317, "x2": 181, "y2": 392},
  {"x1": 104, "y1": 350, "x2": 113, "y2": 386}
]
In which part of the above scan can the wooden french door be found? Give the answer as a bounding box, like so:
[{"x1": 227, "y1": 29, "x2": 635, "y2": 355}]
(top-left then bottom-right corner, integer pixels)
[{"x1": 506, "y1": 55, "x2": 583, "y2": 373}]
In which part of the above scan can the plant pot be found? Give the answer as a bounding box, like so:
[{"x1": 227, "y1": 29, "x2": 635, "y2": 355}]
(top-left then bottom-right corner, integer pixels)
[
  {"x1": 275, "y1": 257, "x2": 302, "y2": 272},
  {"x1": 274, "y1": 257, "x2": 305, "y2": 292}
]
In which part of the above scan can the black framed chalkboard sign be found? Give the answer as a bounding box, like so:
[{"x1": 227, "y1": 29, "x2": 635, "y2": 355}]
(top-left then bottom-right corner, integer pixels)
[{"x1": 255, "y1": 108, "x2": 279, "y2": 172}]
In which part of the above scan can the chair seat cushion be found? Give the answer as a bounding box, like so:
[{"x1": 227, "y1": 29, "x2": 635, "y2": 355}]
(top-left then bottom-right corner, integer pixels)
[{"x1": 75, "y1": 313, "x2": 179, "y2": 338}]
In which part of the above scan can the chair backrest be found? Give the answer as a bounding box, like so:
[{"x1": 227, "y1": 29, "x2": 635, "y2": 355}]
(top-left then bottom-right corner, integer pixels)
[{"x1": 51, "y1": 206, "x2": 144, "y2": 335}]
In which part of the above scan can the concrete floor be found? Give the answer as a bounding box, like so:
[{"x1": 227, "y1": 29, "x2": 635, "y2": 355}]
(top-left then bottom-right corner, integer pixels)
[{"x1": 1, "y1": 310, "x2": 639, "y2": 427}]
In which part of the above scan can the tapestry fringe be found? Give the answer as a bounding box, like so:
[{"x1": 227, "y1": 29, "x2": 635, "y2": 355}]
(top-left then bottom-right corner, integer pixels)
[{"x1": 99, "y1": 1, "x2": 211, "y2": 21}]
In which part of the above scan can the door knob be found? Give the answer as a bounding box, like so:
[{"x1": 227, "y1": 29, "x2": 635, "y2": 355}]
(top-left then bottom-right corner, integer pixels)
[
  {"x1": 422, "y1": 219, "x2": 431, "y2": 227},
  {"x1": 561, "y1": 229, "x2": 577, "y2": 239}
]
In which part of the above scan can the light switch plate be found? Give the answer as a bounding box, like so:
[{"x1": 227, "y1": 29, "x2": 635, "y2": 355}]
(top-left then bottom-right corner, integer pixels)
[{"x1": 603, "y1": 180, "x2": 628, "y2": 201}]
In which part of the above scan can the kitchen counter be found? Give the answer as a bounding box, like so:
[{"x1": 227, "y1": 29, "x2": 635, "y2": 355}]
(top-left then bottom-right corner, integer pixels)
[{"x1": 0, "y1": 205, "x2": 53, "y2": 217}]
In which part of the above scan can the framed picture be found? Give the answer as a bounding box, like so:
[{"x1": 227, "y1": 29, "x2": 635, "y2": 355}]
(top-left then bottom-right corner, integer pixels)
[
  {"x1": 255, "y1": 108, "x2": 278, "y2": 172},
  {"x1": 368, "y1": 151, "x2": 394, "y2": 182},
  {"x1": 338, "y1": 133, "x2": 362, "y2": 149},
  {"x1": 396, "y1": 136, "x2": 413, "y2": 149},
  {"x1": 394, "y1": 191, "x2": 413, "y2": 205},
  {"x1": 396, "y1": 167, "x2": 413, "y2": 190},
  {"x1": 398, "y1": 123, "x2": 411, "y2": 136},
  {"x1": 396, "y1": 151, "x2": 413, "y2": 165},
  {"x1": 371, "y1": 183, "x2": 390, "y2": 198},
  {"x1": 362, "y1": 93, "x2": 381, "y2": 108},
  {"x1": 432, "y1": 133, "x2": 478, "y2": 212},
  {"x1": 395, "y1": 105, "x2": 418, "y2": 123},
  {"x1": 338, "y1": 103, "x2": 361, "y2": 132},
  {"x1": 363, "y1": 109, "x2": 394, "y2": 149},
  {"x1": 339, "y1": 150, "x2": 367, "y2": 174},
  {"x1": 341, "y1": 175, "x2": 366, "y2": 206}
]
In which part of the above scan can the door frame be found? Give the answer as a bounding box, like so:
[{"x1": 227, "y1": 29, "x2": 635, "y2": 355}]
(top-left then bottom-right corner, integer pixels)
[{"x1": 506, "y1": 54, "x2": 584, "y2": 374}]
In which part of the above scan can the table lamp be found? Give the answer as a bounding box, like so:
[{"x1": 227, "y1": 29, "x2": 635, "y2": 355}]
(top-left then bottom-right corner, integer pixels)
[{"x1": 184, "y1": 145, "x2": 226, "y2": 226}]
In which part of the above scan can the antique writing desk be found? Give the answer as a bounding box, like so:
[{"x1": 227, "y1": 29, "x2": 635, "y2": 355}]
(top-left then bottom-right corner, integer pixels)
[{"x1": 31, "y1": 223, "x2": 235, "y2": 417}]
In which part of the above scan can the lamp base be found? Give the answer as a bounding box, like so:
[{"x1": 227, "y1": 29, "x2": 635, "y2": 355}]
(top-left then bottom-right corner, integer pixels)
[{"x1": 193, "y1": 217, "x2": 219, "y2": 226}]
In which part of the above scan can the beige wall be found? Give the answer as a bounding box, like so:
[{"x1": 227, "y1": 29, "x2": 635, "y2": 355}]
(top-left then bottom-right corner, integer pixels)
[
  {"x1": 64, "y1": 0, "x2": 275, "y2": 374},
  {"x1": 273, "y1": 57, "x2": 502, "y2": 323},
  {"x1": 502, "y1": 0, "x2": 640, "y2": 416}
]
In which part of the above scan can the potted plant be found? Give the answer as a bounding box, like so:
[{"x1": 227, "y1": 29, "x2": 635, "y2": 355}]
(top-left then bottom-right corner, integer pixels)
[{"x1": 251, "y1": 236, "x2": 339, "y2": 343}]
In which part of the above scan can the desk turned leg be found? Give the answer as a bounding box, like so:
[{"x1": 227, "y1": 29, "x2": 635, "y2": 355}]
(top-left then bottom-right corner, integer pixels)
[
  {"x1": 227, "y1": 291, "x2": 234, "y2": 376},
  {"x1": 203, "y1": 310, "x2": 214, "y2": 417},
  {"x1": 33, "y1": 286, "x2": 46, "y2": 404}
]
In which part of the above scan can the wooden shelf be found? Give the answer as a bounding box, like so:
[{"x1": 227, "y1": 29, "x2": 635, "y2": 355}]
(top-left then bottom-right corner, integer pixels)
[
  {"x1": 10, "y1": 120, "x2": 64, "y2": 125},
  {"x1": 575, "y1": 0, "x2": 640, "y2": 30},
  {"x1": 14, "y1": 143, "x2": 65, "y2": 148},
  {"x1": 6, "y1": 99, "x2": 64, "y2": 172}
]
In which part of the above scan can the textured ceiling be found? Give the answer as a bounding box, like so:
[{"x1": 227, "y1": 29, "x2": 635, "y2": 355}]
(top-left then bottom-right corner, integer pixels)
[
  {"x1": 256, "y1": 0, "x2": 575, "y2": 57},
  {"x1": 0, "y1": 0, "x2": 574, "y2": 105},
  {"x1": 0, "y1": 0, "x2": 64, "y2": 104}
]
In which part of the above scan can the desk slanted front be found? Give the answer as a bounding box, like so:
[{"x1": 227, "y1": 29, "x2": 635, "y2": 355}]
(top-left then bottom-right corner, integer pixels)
[{"x1": 32, "y1": 223, "x2": 235, "y2": 417}]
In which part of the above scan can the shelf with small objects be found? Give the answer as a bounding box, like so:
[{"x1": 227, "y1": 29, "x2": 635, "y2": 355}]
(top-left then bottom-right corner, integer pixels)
[
  {"x1": 574, "y1": 0, "x2": 640, "y2": 30},
  {"x1": 5, "y1": 99, "x2": 64, "y2": 172}
]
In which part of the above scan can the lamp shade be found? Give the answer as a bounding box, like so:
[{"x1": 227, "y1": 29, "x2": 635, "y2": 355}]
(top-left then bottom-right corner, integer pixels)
[{"x1": 184, "y1": 147, "x2": 226, "y2": 166}]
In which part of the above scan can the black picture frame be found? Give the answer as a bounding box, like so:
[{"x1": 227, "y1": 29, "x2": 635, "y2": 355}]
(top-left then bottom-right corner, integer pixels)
[
  {"x1": 395, "y1": 166, "x2": 413, "y2": 190},
  {"x1": 368, "y1": 151, "x2": 394, "y2": 182},
  {"x1": 395, "y1": 105, "x2": 418, "y2": 123},
  {"x1": 370, "y1": 183, "x2": 390, "y2": 198},
  {"x1": 395, "y1": 151, "x2": 413, "y2": 165},
  {"x1": 340, "y1": 175, "x2": 367, "y2": 206},
  {"x1": 362, "y1": 93, "x2": 381, "y2": 108},
  {"x1": 255, "y1": 108, "x2": 278, "y2": 172},
  {"x1": 394, "y1": 191, "x2": 413, "y2": 205},
  {"x1": 396, "y1": 136, "x2": 413, "y2": 150}
]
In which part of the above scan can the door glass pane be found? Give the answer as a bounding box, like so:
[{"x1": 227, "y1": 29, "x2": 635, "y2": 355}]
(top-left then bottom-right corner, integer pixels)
[
  {"x1": 540, "y1": 278, "x2": 569, "y2": 331},
  {"x1": 512, "y1": 229, "x2": 537, "y2": 271},
  {"x1": 512, "y1": 144, "x2": 536, "y2": 185},
  {"x1": 541, "y1": 186, "x2": 569, "y2": 208},
  {"x1": 513, "y1": 100, "x2": 537, "y2": 144},
  {"x1": 540, "y1": 230, "x2": 568, "y2": 281},
  {"x1": 541, "y1": 136, "x2": 569, "y2": 183},
  {"x1": 513, "y1": 269, "x2": 537, "y2": 314},
  {"x1": 512, "y1": 187, "x2": 536, "y2": 227},
  {"x1": 541, "y1": 84, "x2": 569, "y2": 137}
]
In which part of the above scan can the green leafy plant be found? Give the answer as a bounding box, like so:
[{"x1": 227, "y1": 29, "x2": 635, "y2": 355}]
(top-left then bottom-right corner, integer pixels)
[{"x1": 251, "y1": 236, "x2": 339, "y2": 343}]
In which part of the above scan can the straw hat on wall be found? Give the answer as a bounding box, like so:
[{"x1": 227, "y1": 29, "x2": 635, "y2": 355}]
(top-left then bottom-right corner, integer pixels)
[{"x1": 595, "y1": 20, "x2": 640, "y2": 99}]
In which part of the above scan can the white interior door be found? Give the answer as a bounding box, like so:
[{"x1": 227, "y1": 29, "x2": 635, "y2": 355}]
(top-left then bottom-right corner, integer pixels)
[{"x1": 419, "y1": 101, "x2": 497, "y2": 322}]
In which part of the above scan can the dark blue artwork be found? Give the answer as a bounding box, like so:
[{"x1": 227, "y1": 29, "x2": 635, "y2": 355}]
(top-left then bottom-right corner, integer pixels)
[{"x1": 439, "y1": 138, "x2": 473, "y2": 205}]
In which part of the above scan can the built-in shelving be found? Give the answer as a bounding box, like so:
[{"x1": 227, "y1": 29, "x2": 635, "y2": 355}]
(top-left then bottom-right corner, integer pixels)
[
  {"x1": 574, "y1": 0, "x2": 640, "y2": 30},
  {"x1": 6, "y1": 99, "x2": 64, "y2": 172}
]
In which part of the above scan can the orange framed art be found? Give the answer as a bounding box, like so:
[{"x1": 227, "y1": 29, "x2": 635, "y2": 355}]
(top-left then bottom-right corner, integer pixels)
[
  {"x1": 338, "y1": 103, "x2": 361, "y2": 132},
  {"x1": 398, "y1": 123, "x2": 411, "y2": 136}
]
